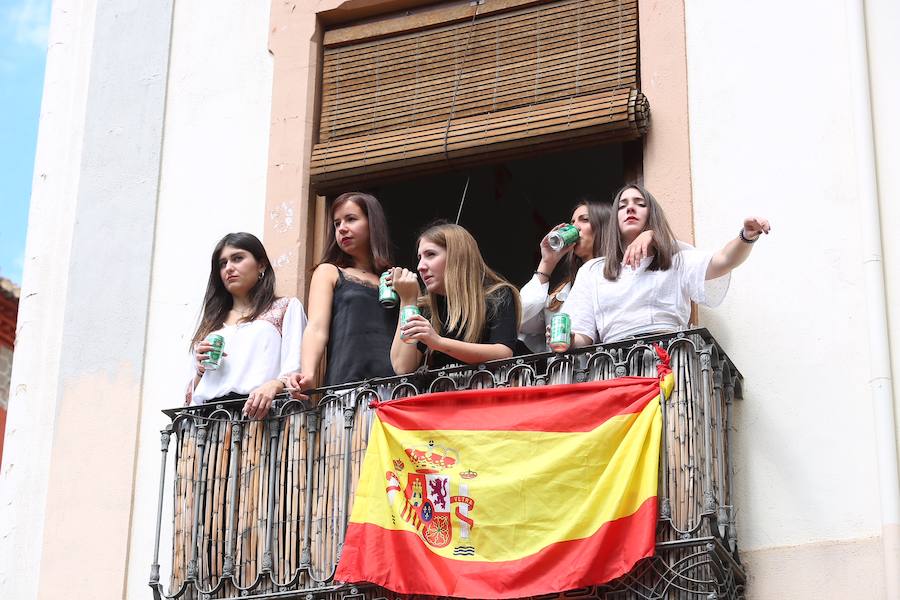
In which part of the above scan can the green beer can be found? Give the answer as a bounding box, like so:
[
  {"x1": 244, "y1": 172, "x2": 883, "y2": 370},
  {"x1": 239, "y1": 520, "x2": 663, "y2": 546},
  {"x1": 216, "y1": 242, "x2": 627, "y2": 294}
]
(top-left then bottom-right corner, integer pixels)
[
  {"x1": 549, "y1": 313, "x2": 571, "y2": 353},
  {"x1": 202, "y1": 333, "x2": 225, "y2": 370},
  {"x1": 400, "y1": 305, "x2": 421, "y2": 344},
  {"x1": 547, "y1": 224, "x2": 580, "y2": 251},
  {"x1": 379, "y1": 270, "x2": 399, "y2": 308}
]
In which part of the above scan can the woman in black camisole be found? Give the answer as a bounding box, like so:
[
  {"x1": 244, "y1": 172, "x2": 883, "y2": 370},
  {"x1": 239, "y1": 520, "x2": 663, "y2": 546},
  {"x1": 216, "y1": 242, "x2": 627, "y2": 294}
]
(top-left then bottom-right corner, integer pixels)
[{"x1": 289, "y1": 192, "x2": 396, "y2": 390}]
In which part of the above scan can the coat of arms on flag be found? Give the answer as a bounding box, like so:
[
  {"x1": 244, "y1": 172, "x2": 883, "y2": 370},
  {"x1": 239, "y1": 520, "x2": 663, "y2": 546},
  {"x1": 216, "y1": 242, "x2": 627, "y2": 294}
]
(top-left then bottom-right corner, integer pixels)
[
  {"x1": 336, "y1": 358, "x2": 672, "y2": 599},
  {"x1": 386, "y1": 443, "x2": 475, "y2": 551}
]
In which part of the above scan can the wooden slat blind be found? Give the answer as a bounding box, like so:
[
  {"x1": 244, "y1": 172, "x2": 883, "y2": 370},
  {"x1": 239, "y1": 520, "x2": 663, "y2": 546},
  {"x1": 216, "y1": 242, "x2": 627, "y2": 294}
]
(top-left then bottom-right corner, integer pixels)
[{"x1": 311, "y1": 0, "x2": 648, "y2": 189}]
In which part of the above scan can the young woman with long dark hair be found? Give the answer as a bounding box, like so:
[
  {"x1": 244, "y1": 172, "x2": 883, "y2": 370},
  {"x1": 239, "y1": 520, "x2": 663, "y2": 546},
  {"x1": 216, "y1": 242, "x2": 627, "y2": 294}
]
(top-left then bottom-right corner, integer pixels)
[
  {"x1": 518, "y1": 196, "x2": 611, "y2": 353},
  {"x1": 390, "y1": 223, "x2": 521, "y2": 372},
  {"x1": 189, "y1": 232, "x2": 307, "y2": 418},
  {"x1": 563, "y1": 184, "x2": 770, "y2": 345},
  {"x1": 289, "y1": 192, "x2": 397, "y2": 391}
]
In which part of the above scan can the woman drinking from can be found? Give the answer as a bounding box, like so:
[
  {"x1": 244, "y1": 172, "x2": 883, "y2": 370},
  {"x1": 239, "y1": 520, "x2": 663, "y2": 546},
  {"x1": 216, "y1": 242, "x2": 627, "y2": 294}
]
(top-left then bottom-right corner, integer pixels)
[
  {"x1": 188, "y1": 232, "x2": 307, "y2": 418},
  {"x1": 390, "y1": 222, "x2": 521, "y2": 372}
]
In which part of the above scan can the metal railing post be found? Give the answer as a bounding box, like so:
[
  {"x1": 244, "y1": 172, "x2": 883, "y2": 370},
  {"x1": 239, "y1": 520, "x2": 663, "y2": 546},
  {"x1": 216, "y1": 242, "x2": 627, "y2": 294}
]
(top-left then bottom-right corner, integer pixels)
[
  {"x1": 149, "y1": 425, "x2": 173, "y2": 587},
  {"x1": 187, "y1": 421, "x2": 208, "y2": 582},
  {"x1": 300, "y1": 412, "x2": 319, "y2": 571},
  {"x1": 699, "y1": 349, "x2": 717, "y2": 515},
  {"x1": 339, "y1": 404, "x2": 357, "y2": 557},
  {"x1": 223, "y1": 421, "x2": 242, "y2": 578}
]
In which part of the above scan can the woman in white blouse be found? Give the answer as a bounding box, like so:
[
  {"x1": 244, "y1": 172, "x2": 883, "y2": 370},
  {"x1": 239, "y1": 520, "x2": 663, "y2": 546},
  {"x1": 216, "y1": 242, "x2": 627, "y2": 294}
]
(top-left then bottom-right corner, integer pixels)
[
  {"x1": 188, "y1": 232, "x2": 307, "y2": 418},
  {"x1": 564, "y1": 184, "x2": 770, "y2": 346},
  {"x1": 519, "y1": 196, "x2": 655, "y2": 352}
]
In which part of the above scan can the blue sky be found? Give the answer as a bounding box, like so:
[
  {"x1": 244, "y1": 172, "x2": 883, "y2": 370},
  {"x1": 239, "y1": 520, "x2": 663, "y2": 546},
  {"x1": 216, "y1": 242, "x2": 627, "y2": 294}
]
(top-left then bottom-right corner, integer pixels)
[{"x1": 0, "y1": 0, "x2": 51, "y2": 287}]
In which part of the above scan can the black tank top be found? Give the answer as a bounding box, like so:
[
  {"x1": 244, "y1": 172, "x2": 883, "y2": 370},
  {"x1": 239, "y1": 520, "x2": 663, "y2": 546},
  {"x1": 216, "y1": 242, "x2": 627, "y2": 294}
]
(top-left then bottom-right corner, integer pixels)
[{"x1": 325, "y1": 269, "x2": 397, "y2": 386}]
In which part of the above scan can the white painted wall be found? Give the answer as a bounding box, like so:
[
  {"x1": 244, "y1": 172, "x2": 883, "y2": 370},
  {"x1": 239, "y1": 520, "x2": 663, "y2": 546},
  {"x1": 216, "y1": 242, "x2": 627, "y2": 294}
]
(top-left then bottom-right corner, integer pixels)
[
  {"x1": 866, "y1": 0, "x2": 900, "y2": 451},
  {"x1": 0, "y1": 2, "x2": 97, "y2": 597},
  {"x1": 685, "y1": 0, "x2": 897, "y2": 595},
  {"x1": 125, "y1": 1, "x2": 273, "y2": 597}
]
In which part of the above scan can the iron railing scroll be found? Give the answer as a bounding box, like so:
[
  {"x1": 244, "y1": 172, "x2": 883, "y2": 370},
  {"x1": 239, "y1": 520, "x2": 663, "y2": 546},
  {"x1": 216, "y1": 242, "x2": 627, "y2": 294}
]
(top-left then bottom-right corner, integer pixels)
[{"x1": 150, "y1": 329, "x2": 746, "y2": 600}]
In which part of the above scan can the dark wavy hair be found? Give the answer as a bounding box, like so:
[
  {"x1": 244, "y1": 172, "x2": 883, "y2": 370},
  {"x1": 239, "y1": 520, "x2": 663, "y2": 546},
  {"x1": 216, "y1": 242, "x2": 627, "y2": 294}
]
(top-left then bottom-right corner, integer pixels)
[
  {"x1": 319, "y1": 192, "x2": 393, "y2": 272},
  {"x1": 191, "y1": 232, "x2": 277, "y2": 345},
  {"x1": 601, "y1": 184, "x2": 679, "y2": 281},
  {"x1": 548, "y1": 195, "x2": 612, "y2": 311}
]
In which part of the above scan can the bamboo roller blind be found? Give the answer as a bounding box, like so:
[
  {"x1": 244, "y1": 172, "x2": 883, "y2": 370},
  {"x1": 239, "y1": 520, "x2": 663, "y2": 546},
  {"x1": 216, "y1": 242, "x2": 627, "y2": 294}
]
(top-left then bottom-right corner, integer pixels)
[{"x1": 311, "y1": 0, "x2": 648, "y2": 188}]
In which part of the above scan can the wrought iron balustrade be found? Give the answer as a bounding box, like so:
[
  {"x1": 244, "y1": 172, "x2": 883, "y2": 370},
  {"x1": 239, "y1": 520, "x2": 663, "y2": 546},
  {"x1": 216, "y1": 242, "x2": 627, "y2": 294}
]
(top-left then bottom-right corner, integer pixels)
[{"x1": 150, "y1": 329, "x2": 745, "y2": 600}]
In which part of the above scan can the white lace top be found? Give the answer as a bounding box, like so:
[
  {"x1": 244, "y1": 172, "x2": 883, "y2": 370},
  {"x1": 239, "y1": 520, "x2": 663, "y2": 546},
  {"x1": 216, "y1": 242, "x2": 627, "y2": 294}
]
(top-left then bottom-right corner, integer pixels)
[{"x1": 190, "y1": 297, "x2": 307, "y2": 404}]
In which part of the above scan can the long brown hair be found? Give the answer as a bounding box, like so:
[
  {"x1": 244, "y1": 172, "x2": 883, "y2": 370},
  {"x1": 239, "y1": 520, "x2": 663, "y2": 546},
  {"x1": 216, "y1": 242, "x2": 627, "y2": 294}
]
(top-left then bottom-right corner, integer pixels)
[
  {"x1": 319, "y1": 192, "x2": 393, "y2": 272},
  {"x1": 418, "y1": 223, "x2": 521, "y2": 344},
  {"x1": 192, "y1": 232, "x2": 278, "y2": 345},
  {"x1": 602, "y1": 184, "x2": 679, "y2": 281},
  {"x1": 548, "y1": 195, "x2": 612, "y2": 311}
]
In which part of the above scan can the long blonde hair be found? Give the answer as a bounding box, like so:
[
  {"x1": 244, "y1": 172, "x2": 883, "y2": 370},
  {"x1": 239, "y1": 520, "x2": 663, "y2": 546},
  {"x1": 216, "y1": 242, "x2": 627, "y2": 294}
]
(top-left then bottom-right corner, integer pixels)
[{"x1": 418, "y1": 223, "x2": 521, "y2": 344}]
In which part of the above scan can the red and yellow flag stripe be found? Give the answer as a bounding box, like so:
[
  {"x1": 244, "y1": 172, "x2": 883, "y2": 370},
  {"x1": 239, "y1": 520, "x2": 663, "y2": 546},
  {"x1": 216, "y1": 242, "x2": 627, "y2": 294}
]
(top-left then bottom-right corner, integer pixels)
[{"x1": 336, "y1": 372, "x2": 672, "y2": 599}]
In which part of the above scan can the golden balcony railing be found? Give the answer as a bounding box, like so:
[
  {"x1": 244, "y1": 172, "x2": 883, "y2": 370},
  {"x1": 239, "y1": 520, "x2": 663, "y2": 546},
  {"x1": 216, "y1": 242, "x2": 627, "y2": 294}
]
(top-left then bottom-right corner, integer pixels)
[{"x1": 150, "y1": 329, "x2": 745, "y2": 600}]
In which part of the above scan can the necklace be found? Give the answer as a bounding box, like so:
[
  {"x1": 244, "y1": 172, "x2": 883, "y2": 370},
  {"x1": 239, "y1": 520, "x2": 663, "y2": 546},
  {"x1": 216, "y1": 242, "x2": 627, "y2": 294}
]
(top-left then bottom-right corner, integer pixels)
[
  {"x1": 232, "y1": 306, "x2": 252, "y2": 318},
  {"x1": 352, "y1": 263, "x2": 375, "y2": 276}
]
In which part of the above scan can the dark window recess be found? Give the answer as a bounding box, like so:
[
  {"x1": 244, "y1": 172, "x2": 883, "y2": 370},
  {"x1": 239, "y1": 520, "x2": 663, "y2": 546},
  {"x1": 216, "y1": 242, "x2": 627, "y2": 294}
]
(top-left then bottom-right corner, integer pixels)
[{"x1": 361, "y1": 143, "x2": 624, "y2": 287}]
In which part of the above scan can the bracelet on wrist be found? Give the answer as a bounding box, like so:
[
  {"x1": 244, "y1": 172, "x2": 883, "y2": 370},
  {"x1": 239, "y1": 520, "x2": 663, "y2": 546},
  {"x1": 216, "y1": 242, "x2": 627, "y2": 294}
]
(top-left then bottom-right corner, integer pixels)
[
  {"x1": 534, "y1": 270, "x2": 550, "y2": 280},
  {"x1": 738, "y1": 229, "x2": 759, "y2": 244}
]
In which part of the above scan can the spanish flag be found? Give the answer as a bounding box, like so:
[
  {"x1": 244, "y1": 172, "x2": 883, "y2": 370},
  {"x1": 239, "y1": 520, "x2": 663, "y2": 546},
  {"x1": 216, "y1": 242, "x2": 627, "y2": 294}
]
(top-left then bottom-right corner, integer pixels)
[{"x1": 336, "y1": 368, "x2": 672, "y2": 598}]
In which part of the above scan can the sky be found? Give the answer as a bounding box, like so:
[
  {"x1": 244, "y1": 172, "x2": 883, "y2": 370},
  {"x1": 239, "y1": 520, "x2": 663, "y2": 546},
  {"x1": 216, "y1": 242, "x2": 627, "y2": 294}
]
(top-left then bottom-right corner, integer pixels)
[{"x1": 0, "y1": 0, "x2": 51, "y2": 287}]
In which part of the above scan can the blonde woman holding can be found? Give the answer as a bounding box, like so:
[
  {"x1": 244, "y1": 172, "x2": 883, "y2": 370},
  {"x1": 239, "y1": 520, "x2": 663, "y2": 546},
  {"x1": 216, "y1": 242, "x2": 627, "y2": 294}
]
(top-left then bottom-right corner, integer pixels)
[
  {"x1": 390, "y1": 222, "x2": 521, "y2": 373},
  {"x1": 188, "y1": 232, "x2": 307, "y2": 418}
]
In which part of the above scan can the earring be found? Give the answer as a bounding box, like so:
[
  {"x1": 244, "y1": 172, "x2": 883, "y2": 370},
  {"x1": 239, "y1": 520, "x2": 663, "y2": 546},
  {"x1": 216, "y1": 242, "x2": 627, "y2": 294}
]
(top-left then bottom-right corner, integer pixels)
[{"x1": 258, "y1": 271, "x2": 265, "y2": 280}]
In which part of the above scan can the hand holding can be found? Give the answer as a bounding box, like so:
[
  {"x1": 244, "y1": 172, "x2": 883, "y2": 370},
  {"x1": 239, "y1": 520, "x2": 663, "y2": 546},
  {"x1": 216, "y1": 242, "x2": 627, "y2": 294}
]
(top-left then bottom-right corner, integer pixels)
[
  {"x1": 201, "y1": 333, "x2": 225, "y2": 370},
  {"x1": 399, "y1": 305, "x2": 422, "y2": 344},
  {"x1": 379, "y1": 270, "x2": 399, "y2": 308},
  {"x1": 549, "y1": 313, "x2": 571, "y2": 352},
  {"x1": 546, "y1": 224, "x2": 580, "y2": 251}
]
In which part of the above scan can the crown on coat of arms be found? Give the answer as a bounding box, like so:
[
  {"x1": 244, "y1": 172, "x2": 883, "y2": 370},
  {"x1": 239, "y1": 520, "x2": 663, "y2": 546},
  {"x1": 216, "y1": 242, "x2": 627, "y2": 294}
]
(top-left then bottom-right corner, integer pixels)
[{"x1": 405, "y1": 441, "x2": 458, "y2": 473}]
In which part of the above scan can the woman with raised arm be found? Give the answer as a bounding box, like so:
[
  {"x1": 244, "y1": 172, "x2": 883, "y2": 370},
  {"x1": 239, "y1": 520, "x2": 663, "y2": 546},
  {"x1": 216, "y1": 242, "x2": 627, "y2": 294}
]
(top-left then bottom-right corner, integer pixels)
[
  {"x1": 188, "y1": 232, "x2": 307, "y2": 418},
  {"x1": 563, "y1": 184, "x2": 770, "y2": 346},
  {"x1": 390, "y1": 223, "x2": 521, "y2": 373},
  {"x1": 289, "y1": 192, "x2": 397, "y2": 393}
]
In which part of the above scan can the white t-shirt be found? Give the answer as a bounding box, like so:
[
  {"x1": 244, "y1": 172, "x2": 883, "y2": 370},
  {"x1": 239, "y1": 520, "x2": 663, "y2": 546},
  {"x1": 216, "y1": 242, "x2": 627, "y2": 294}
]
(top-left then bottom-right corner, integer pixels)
[
  {"x1": 190, "y1": 297, "x2": 307, "y2": 404},
  {"x1": 562, "y1": 248, "x2": 730, "y2": 344},
  {"x1": 518, "y1": 275, "x2": 571, "y2": 353}
]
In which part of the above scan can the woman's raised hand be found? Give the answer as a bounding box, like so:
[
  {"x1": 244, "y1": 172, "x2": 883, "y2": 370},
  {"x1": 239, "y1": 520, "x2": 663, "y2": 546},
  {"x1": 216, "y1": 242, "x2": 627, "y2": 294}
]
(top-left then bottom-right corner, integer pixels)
[
  {"x1": 742, "y1": 217, "x2": 771, "y2": 240},
  {"x1": 391, "y1": 267, "x2": 421, "y2": 304},
  {"x1": 623, "y1": 229, "x2": 655, "y2": 270},
  {"x1": 400, "y1": 313, "x2": 441, "y2": 348}
]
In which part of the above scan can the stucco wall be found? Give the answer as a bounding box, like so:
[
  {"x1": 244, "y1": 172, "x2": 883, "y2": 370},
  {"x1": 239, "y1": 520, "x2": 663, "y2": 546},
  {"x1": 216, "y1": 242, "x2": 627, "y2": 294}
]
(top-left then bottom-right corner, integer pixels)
[
  {"x1": 124, "y1": 1, "x2": 274, "y2": 597},
  {"x1": 0, "y1": 1, "x2": 98, "y2": 597},
  {"x1": 685, "y1": 1, "x2": 897, "y2": 597}
]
